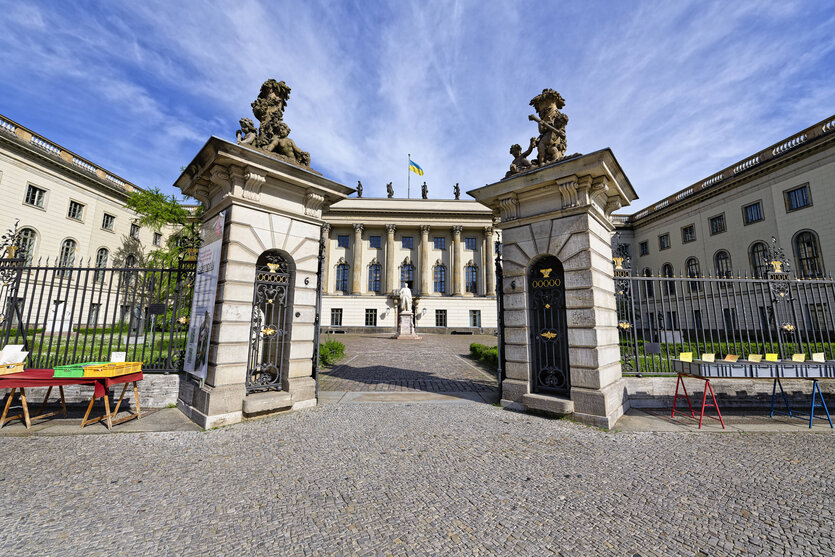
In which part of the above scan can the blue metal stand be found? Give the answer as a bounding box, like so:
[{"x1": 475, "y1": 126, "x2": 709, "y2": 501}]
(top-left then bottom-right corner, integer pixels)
[
  {"x1": 769, "y1": 378, "x2": 792, "y2": 418},
  {"x1": 809, "y1": 380, "x2": 833, "y2": 429},
  {"x1": 769, "y1": 378, "x2": 832, "y2": 428}
]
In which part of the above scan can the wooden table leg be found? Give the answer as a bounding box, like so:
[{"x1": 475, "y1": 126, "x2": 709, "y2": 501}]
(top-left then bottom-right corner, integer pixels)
[
  {"x1": 0, "y1": 388, "x2": 15, "y2": 427},
  {"x1": 111, "y1": 383, "x2": 129, "y2": 417},
  {"x1": 103, "y1": 392, "x2": 113, "y2": 430},
  {"x1": 59, "y1": 386, "x2": 67, "y2": 417},
  {"x1": 133, "y1": 382, "x2": 141, "y2": 420},
  {"x1": 19, "y1": 387, "x2": 31, "y2": 429},
  {"x1": 80, "y1": 391, "x2": 96, "y2": 429},
  {"x1": 37, "y1": 386, "x2": 53, "y2": 416}
]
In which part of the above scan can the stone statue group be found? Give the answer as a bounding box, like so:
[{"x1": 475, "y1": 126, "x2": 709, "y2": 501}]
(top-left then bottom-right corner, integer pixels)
[{"x1": 355, "y1": 181, "x2": 461, "y2": 200}]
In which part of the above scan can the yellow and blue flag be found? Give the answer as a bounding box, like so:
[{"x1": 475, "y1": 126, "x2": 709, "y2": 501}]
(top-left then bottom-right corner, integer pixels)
[{"x1": 409, "y1": 159, "x2": 424, "y2": 176}]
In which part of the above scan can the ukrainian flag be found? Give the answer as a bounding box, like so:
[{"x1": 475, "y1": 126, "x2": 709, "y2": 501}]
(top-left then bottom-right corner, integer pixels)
[{"x1": 409, "y1": 159, "x2": 424, "y2": 176}]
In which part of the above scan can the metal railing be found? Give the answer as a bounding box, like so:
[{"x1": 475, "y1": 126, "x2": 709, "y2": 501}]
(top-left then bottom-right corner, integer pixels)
[
  {"x1": 613, "y1": 238, "x2": 835, "y2": 376},
  {"x1": 1, "y1": 258, "x2": 195, "y2": 372}
]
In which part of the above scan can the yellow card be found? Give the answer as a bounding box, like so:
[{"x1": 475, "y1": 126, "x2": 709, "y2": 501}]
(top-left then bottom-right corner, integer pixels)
[
  {"x1": 748, "y1": 354, "x2": 762, "y2": 363},
  {"x1": 724, "y1": 354, "x2": 739, "y2": 362},
  {"x1": 679, "y1": 352, "x2": 693, "y2": 362},
  {"x1": 765, "y1": 353, "x2": 779, "y2": 362},
  {"x1": 701, "y1": 353, "x2": 715, "y2": 362},
  {"x1": 792, "y1": 353, "x2": 806, "y2": 362},
  {"x1": 812, "y1": 352, "x2": 825, "y2": 362}
]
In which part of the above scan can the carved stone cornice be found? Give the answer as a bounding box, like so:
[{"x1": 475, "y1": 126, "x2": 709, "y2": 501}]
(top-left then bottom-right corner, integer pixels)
[
  {"x1": 558, "y1": 179, "x2": 578, "y2": 209},
  {"x1": 498, "y1": 194, "x2": 519, "y2": 221},
  {"x1": 304, "y1": 190, "x2": 325, "y2": 218},
  {"x1": 242, "y1": 167, "x2": 266, "y2": 201}
]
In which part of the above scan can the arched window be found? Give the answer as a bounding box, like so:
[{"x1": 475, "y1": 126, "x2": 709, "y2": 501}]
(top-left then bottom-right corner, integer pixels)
[
  {"x1": 368, "y1": 263, "x2": 381, "y2": 292},
  {"x1": 750, "y1": 242, "x2": 769, "y2": 278},
  {"x1": 642, "y1": 268, "x2": 653, "y2": 298},
  {"x1": 95, "y1": 248, "x2": 109, "y2": 283},
  {"x1": 18, "y1": 228, "x2": 36, "y2": 265},
  {"x1": 434, "y1": 264, "x2": 446, "y2": 293},
  {"x1": 794, "y1": 231, "x2": 823, "y2": 278},
  {"x1": 401, "y1": 264, "x2": 414, "y2": 289},
  {"x1": 336, "y1": 263, "x2": 349, "y2": 293},
  {"x1": 58, "y1": 239, "x2": 76, "y2": 278},
  {"x1": 686, "y1": 257, "x2": 701, "y2": 291},
  {"x1": 714, "y1": 250, "x2": 732, "y2": 278},
  {"x1": 465, "y1": 265, "x2": 478, "y2": 293},
  {"x1": 662, "y1": 263, "x2": 675, "y2": 295}
]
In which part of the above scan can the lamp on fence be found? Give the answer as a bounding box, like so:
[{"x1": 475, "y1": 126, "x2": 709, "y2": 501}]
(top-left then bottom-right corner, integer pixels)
[
  {"x1": 781, "y1": 322, "x2": 796, "y2": 334},
  {"x1": 618, "y1": 321, "x2": 631, "y2": 330}
]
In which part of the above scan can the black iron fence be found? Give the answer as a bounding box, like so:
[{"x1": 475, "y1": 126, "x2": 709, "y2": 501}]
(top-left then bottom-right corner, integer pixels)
[
  {"x1": 0, "y1": 257, "x2": 195, "y2": 372},
  {"x1": 614, "y1": 238, "x2": 835, "y2": 376}
]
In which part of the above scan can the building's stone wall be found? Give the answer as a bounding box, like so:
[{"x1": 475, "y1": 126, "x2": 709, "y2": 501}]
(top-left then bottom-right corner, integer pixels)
[{"x1": 10, "y1": 373, "x2": 181, "y2": 410}]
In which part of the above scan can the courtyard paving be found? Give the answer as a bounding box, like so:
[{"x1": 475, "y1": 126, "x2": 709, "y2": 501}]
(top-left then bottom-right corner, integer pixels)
[{"x1": 0, "y1": 334, "x2": 833, "y2": 556}]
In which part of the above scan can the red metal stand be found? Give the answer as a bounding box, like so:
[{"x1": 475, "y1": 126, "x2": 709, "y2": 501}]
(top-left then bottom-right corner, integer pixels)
[{"x1": 672, "y1": 374, "x2": 725, "y2": 429}]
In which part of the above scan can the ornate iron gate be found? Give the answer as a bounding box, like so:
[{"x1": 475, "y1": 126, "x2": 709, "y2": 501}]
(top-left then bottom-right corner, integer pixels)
[
  {"x1": 247, "y1": 251, "x2": 294, "y2": 393},
  {"x1": 528, "y1": 255, "x2": 570, "y2": 396}
]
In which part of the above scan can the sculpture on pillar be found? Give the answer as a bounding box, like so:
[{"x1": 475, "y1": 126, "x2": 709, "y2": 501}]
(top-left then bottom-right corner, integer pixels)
[
  {"x1": 504, "y1": 88, "x2": 580, "y2": 178},
  {"x1": 421, "y1": 182, "x2": 428, "y2": 199},
  {"x1": 386, "y1": 182, "x2": 394, "y2": 198},
  {"x1": 356, "y1": 180, "x2": 363, "y2": 198},
  {"x1": 235, "y1": 78, "x2": 312, "y2": 168},
  {"x1": 453, "y1": 183, "x2": 460, "y2": 200},
  {"x1": 399, "y1": 284, "x2": 413, "y2": 312}
]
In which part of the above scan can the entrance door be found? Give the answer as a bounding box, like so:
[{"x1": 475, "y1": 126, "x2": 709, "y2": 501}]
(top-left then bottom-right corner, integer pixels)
[
  {"x1": 246, "y1": 250, "x2": 294, "y2": 392},
  {"x1": 528, "y1": 255, "x2": 570, "y2": 396}
]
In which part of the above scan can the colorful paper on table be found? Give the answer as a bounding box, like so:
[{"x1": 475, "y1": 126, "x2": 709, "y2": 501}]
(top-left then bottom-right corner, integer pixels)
[
  {"x1": 679, "y1": 352, "x2": 692, "y2": 362},
  {"x1": 748, "y1": 354, "x2": 762, "y2": 363},
  {"x1": 701, "y1": 353, "x2": 715, "y2": 362},
  {"x1": 724, "y1": 354, "x2": 739, "y2": 362},
  {"x1": 0, "y1": 345, "x2": 26, "y2": 365},
  {"x1": 765, "y1": 353, "x2": 779, "y2": 362},
  {"x1": 812, "y1": 352, "x2": 825, "y2": 362},
  {"x1": 111, "y1": 352, "x2": 126, "y2": 363},
  {"x1": 792, "y1": 353, "x2": 806, "y2": 362}
]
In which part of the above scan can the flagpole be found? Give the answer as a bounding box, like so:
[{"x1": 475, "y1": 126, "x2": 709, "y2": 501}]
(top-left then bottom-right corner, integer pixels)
[{"x1": 407, "y1": 153, "x2": 411, "y2": 199}]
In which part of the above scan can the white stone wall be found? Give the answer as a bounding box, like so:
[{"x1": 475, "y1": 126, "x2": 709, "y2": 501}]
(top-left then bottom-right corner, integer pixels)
[{"x1": 322, "y1": 294, "x2": 497, "y2": 329}]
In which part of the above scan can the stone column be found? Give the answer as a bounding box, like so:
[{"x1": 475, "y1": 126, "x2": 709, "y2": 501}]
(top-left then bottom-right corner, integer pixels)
[
  {"x1": 322, "y1": 223, "x2": 332, "y2": 294},
  {"x1": 419, "y1": 225, "x2": 431, "y2": 295},
  {"x1": 484, "y1": 226, "x2": 495, "y2": 296},
  {"x1": 385, "y1": 224, "x2": 397, "y2": 294},
  {"x1": 351, "y1": 223, "x2": 364, "y2": 295},
  {"x1": 452, "y1": 226, "x2": 463, "y2": 296}
]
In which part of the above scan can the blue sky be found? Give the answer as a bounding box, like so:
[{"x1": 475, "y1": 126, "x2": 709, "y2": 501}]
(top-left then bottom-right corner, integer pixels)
[{"x1": 1, "y1": 0, "x2": 833, "y2": 211}]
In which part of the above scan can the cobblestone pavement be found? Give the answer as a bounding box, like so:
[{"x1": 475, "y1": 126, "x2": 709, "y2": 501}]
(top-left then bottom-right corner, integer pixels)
[
  {"x1": 320, "y1": 334, "x2": 498, "y2": 393},
  {"x1": 1, "y1": 402, "x2": 833, "y2": 556}
]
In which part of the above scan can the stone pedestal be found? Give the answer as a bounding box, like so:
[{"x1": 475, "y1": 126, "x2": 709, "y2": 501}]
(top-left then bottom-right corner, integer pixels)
[
  {"x1": 468, "y1": 149, "x2": 637, "y2": 429},
  {"x1": 395, "y1": 311, "x2": 420, "y2": 339},
  {"x1": 174, "y1": 137, "x2": 352, "y2": 428}
]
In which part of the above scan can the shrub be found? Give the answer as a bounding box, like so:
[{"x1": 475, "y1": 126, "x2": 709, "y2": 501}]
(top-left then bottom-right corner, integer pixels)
[
  {"x1": 470, "y1": 342, "x2": 498, "y2": 368},
  {"x1": 318, "y1": 339, "x2": 345, "y2": 367}
]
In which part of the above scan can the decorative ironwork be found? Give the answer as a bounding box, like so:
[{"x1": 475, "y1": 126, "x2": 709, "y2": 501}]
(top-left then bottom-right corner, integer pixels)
[
  {"x1": 529, "y1": 255, "x2": 570, "y2": 396},
  {"x1": 246, "y1": 251, "x2": 294, "y2": 393},
  {"x1": 612, "y1": 232, "x2": 632, "y2": 299},
  {"x1": 766, "y1": 236, "x2": 792, "y2": 301}
]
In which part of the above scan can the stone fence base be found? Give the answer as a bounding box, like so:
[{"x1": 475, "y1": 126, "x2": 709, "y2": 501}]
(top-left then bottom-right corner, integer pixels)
[
  {"x1": 1, "y1": 374, "x2": 182, "y2": 411},
  {"x1": 626, "y1": 377, "x2": 835, "y2": 409}
]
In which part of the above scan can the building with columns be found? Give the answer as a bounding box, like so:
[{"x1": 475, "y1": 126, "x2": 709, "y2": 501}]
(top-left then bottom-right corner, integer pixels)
[{"x1": 321, "y1": 198, "x2": 499, "y2": 332}]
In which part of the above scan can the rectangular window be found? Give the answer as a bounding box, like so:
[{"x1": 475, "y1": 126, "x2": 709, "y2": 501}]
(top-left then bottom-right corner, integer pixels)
[
  {"x1": 102, "y1": 213, "x2": 115, "y2": 231},
  {"x1": 723, "y1": 308, "x2": 738, "y2": 330},
  {"x1": 153, "y1": 232, "x2": 162, "y2": 246},
  {"x1": 664, "y1": 311, "x2": 678, "y2": 329},
  {"x1": 469, "y1": 310, "x2": 481, "y2": 328},
  {"x1": 368, "y1": 264, "x2": 381, "y2": 292},
  {"x1": 337, "y1": 235, "x2": 349, "y2": 248},
  {"x1": 402, "y1": 236, "x2": 413, "y2": 249},
  {"x1": 67, "y1": 200, "x2": 84, "y2": 221},
  {"x1": 639, "y1": 241, "x2": 649, "y2": 256},
  {"x1": 433, "y1": 237, "x2": 446, "y2": 250},
  {"x1": 365, "y1": 309, "x2": 377, "y2": 327},
  {"x1": 709, "y1": 214, "x2": 726, "y2": 235},
  {"x1": 681, "y1": 224, "x2": 696, "y2": 244},
  {"x1": 806, "y1": 303, "x2": 828, "y2": 331},
  {"x1": 24, "y1": 185, "x2": 46, "y2": 208},
  {"x1": 369, "y1": 235, "x2": 381, "y2": 249},
  {"x1": 693, "y1": 310, "x2": 702, "y2": 330},
  {"x1": 659, "y1": 233, "x2": 670, "y2": 250},
  {"x1": 465, "y1": 237, "x2": 477, "y2": 250},
  {"x1": 130, "y1": 223, "x2": 140, "y2": 239},
  {"x1": 784, "y1": 183, "x2": 811, "y2": 212},
  {"x1": 435, "y1": 309, "x2": 447, "y2": 327},
  {"x1": 330, "y1": 308, "x2": 343, "y2": 326},
  {"x1": 742, "y1": 201, "x2": 764, "y2": 225}
]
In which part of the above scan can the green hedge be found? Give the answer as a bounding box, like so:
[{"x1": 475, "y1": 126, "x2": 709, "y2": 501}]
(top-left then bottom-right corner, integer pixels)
[
  {"x1": 319, "y1": 339, "x2": 345, "y2": 367},
  {"x1": 470, "y1": 342, "x2": 499, "y2": 368}
]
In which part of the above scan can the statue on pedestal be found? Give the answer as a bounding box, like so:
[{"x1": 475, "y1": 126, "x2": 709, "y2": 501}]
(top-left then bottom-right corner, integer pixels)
[
  {"x1": 399, "y1": 284, "x2": 413, "y2": 312},
  {"x1": 386, "y1": 182, "x2": 394, "y2": 198}
]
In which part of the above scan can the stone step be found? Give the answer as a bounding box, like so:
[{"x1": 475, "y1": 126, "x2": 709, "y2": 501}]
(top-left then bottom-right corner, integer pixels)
[
  {"x1": 242, "y1": 391, "x2": 293, "y2": 415},
  {"x1": 522, "y1": 393, "x2": 574, "y2": 416}
]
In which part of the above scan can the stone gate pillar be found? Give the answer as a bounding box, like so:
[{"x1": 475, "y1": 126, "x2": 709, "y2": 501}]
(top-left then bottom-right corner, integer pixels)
[
  {"x1": 469, "y1": 150, "x2": 637, "y2": 429},
  {"x1": 174, "y1": 138, "x2": 352, "y2": 428}
]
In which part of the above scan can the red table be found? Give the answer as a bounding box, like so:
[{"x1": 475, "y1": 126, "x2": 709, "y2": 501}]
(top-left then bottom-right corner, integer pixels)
[{"x1": 0, "y1": 369, "x2": 143, "y2": 430}]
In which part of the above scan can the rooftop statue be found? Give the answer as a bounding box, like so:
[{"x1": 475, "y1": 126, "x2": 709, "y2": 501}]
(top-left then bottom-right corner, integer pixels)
[
  {"x1": 453, "y1": 183, "x2": 460, "y2": 200},
  {"x1": 356, "y1": 180, "x2": 363, "y2": 198},
  {"x1": 236, "y1": 79, "x2": 312, "y2": 168},
  {"x1": 386, "y1": 182, "x2": 394, "y2": 198},
  {"x1": 505, "y1": 88, "x2": 576, "y2": 178},
  {"x1": 421, "y1": 182, "x2": 428, "y2": 199}
]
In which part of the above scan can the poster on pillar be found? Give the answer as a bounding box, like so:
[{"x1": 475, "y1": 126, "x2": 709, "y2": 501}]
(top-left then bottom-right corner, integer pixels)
[{"x1": 184, "y1": 210, "x2": 227, "y2": 379}]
